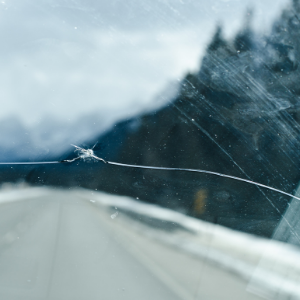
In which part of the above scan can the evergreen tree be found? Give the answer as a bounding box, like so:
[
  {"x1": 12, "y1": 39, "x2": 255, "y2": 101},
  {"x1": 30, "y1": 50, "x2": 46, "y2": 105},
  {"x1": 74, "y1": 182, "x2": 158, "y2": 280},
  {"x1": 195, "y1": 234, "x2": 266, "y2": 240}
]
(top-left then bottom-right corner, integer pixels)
[
  {"x1": 234, "y1": 9, "x2": 254, "y2": 52},
  {"x1": 207, "y1": 26, "x2": 227, "y2": 52}
]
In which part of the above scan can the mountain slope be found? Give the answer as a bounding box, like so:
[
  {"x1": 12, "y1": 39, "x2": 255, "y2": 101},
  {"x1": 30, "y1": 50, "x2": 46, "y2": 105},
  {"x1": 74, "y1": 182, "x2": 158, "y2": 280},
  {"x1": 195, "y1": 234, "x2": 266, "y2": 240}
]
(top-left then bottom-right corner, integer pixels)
[{"x1": 72, "y1": 0, "x2": 300, "y2": 237}]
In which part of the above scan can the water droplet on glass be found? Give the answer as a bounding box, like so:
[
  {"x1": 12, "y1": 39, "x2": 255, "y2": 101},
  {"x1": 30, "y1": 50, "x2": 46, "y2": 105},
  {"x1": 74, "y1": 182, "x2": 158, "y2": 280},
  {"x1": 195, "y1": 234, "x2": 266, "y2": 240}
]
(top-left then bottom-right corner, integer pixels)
[
  {"x1": 90, "y1": 200, "x2": 95, "y2": 203},
  {"x1": 136, "y1": 197, "x2": 139, "y2": 200},
  {"x1": 111, "y1": 212, "x2": 118, "y2": 219},
  {"x1": 191, "y1": 119, "x2": 195, "y2": 121}
]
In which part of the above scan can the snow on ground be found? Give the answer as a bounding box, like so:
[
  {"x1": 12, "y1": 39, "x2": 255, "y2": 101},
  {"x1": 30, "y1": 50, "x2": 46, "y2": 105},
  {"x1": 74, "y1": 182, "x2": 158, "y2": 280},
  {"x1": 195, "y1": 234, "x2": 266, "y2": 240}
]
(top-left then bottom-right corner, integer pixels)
[
  {"x1": 0, "y1": 185, "x2": 299, "y2": 299},
  {"x1": 76, "y1": 188, "x2": 300, "y2": 300}
]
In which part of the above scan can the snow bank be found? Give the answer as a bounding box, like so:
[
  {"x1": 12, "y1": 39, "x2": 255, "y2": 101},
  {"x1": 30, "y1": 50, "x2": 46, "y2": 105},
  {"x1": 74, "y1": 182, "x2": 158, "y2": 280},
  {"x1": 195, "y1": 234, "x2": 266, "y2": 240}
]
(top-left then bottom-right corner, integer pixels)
[{"x1": 76, "y1": 188, "x2": 300, "y2": 300}]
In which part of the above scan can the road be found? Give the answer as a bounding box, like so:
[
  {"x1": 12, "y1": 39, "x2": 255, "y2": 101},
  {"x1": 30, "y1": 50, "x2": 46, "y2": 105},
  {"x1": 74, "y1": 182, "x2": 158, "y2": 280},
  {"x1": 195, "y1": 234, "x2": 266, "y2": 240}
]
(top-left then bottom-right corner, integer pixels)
[{"x1": 0, "y1": 188, "x2": 263, "y2": 300}]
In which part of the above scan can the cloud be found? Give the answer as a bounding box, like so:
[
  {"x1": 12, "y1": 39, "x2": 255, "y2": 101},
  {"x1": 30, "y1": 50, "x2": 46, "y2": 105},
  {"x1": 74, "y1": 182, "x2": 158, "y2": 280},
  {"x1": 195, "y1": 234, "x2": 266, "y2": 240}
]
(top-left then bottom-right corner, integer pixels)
[{"x1": 0, "y1": 0, "x2": 290, "y2": 128}]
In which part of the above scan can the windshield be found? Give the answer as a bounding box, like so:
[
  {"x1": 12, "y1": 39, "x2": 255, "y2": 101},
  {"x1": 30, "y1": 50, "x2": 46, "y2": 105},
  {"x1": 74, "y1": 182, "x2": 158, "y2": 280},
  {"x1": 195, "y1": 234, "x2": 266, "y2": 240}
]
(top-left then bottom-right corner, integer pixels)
[{"x1": 0, "y1": 0, "x2": 299, "y2": 299}]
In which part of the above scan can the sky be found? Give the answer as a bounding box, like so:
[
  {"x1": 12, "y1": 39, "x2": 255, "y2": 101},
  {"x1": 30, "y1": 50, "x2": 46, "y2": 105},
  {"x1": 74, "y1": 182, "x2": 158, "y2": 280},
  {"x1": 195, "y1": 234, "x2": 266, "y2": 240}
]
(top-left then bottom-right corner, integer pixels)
[{"x1": 0, "y1": 0, "x2": 291, "y2": 129}]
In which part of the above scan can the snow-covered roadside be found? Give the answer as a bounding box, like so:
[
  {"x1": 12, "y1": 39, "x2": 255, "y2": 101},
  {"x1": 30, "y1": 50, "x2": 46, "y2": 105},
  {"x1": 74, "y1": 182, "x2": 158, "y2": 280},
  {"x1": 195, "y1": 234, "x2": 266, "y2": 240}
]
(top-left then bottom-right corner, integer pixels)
[
  {"x1": 76, "y1": 188, "x2": 300, "y2": 300},
  {"x1": 0, "y1": 186, "x2": 52, "y2": 204}
]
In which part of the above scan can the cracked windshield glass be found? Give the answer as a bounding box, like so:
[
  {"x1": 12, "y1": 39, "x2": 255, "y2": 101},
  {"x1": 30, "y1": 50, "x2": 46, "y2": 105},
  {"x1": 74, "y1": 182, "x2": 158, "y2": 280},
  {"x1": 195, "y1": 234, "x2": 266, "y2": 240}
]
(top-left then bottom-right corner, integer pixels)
[{"x1": 1, "y1": 0, "x2": 300, "y2": 299}]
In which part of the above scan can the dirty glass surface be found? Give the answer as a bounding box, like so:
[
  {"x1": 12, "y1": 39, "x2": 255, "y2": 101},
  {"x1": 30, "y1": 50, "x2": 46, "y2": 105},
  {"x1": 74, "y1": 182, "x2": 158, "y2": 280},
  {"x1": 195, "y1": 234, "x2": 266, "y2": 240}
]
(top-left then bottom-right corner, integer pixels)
[{"x1": 1, "y1": 0, "x2": 300, "y2": 299}]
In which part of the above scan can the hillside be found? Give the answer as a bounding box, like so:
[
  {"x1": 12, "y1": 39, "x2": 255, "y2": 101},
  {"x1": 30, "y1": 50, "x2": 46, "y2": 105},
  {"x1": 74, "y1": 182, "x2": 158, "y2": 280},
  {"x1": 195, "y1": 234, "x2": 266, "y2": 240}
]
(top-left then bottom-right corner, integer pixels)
[{"x1": 86, "y1": 1, "x2": 300, "y2": 236}]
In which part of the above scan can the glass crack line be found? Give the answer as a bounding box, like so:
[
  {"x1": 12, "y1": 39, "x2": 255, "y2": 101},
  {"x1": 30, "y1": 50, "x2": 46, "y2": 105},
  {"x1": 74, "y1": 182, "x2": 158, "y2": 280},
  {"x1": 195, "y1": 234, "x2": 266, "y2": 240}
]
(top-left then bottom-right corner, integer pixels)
[
  {"x1": 69, "y1": 145, "x2": 300, "y2": 202},
  {"x1": 106, "y1": 161, "x2": 300, "y2": 201},
  {"x1": 0, "y1": 144, "x2": 299, "y2": 202},
  {"x1": 0, "y1": 161, "x2": 60, "y2": 165}
]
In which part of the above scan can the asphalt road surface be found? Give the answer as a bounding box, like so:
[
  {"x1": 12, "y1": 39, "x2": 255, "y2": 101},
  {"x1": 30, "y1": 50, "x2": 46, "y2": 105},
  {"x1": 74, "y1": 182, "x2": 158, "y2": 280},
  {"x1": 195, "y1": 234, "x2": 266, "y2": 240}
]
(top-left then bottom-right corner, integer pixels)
[{"x1": 0, "y1": 189, "x2": 263, "y2": 300}]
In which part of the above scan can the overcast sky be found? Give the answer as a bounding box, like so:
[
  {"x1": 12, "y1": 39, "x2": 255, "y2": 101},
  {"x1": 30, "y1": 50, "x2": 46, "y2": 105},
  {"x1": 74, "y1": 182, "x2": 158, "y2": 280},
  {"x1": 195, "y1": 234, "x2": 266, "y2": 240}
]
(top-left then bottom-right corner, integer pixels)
[{"x1": 0, "y1": 0, "x2": 290, "y2": 128}]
